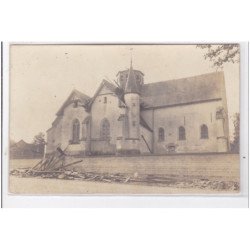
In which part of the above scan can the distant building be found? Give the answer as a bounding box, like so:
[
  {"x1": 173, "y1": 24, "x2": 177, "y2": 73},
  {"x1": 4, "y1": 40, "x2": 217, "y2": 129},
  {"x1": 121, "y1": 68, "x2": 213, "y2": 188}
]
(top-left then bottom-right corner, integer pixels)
[
  {"x1": 46, "y1": 61, "x2": 229, "y2": 156},
  {"x1": 10, "y1": 140, "x2": 44, "y2": 159}
]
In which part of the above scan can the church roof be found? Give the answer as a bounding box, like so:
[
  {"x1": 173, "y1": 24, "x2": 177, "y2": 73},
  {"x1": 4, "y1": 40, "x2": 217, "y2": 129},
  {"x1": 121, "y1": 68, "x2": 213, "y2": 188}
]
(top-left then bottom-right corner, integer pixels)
[
  {"x1": 56, "y1": 89, "x2": 90, "y2": 116},
  {"x1": 124, "y1": 64, "x2": 140, "y2": 94},
  {"x1": 116, "y1": 69, "x2": 144, "y2": 76},
  {"x1": 91, "y1": 79, "x2": 118, "y2": 99},
  {"x1": 87, "y1": 79, "x2": 119, "y2": 107},
  {"x1": 100, "y1": 79, "x2": 117, "y2": 92},
  {"x1": 141, "y1": 71, "x2": 225, "y2": 109}
]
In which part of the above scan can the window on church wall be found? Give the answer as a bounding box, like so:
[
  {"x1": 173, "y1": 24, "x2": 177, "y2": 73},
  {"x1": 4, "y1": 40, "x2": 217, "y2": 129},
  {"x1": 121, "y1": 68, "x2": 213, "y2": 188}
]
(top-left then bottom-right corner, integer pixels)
[
  {"x1": 100, "y1": 119, "x2": 110, "y2": 140},
  {"x1": 82, "y1": 124, "x2": 86, "y2": 140},
  {"x1": 73, "y1": 100, "x2": 78, "y2": 108},
  {"x1": 104, "y1": 96, "x2": 107, "y2": 103},
  {"x1": 72, "y1": 119, "x2": 80, "y2": 144},
  {"x1": 179, "y1": 126, "x2": 186, "y2": 140},
  {"x1": 158, "y1": 127, "x2": 165, "y2": 142},
  {"x1": 136, "y1": 75, "x2": 141, "y2": 84},
  {"x1": 200, "y1": 124, "x2": 209, "y2": 139},
  {"x1": 82, "y1": 117, "x2": 90, "y2": 140}
]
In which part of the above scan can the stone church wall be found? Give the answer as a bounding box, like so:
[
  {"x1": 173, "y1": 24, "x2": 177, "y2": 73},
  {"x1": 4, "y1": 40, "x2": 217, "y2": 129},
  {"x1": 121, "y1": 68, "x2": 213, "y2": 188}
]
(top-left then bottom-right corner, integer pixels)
[
  {"x1": 46, "y1": 117, "x2": 63, "y2": 154},
  {"x1": 65, "y1": 153, "x2": 239, "y2": 182},
  {"x1": 46, "y1": 102, "x2": 90, "y2": 155},
  {"x1": 152, "y1": 100, "x2": 228, "y2": 154},
  {"x1": 46, "y1": 72, "x2": 229, "y2": 156},
  {"x1": 90, "y1": 93, "x2": 123, "y2": 154},
  {"x1": 61, "y1": 103, "x2": 90, "y2": 150}
]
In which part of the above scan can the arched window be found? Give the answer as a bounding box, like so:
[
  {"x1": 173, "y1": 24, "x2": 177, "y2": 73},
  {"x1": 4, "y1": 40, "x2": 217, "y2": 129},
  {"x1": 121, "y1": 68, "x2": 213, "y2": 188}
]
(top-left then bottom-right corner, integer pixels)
[
  {"x1": 201, "y1": 124, "x2": 209, "y2": 139},
  {"x1": 158, "y1": 127, "x2": 165, "y2": 142},
  {"x1": 82, "y1": 116, "x2": 90, "y2": 140},
  {"x1": 179, "y1": 126, "x2": 186, "y2": 140},
  {"x1": 100, "y1": 118, "x2": 110, "y2": 139},
  {"x1": 72, "y1": 119, "x2": 80, "y2": 143}
]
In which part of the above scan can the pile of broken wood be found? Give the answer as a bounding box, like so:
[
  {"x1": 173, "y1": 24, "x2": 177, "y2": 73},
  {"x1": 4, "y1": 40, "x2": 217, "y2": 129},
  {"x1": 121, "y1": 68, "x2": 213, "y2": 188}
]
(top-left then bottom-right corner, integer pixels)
[
  {"x1": 10, "y1": 147, "x2": 83, "y2": 179},
  {"x1": 10, "y1": 147, "x2": 175, "y2": 185},
  {"x1": 10, "y1": 147, "x2": 240, "y2": 190},
  {"x1": 10, "y1": 147, "x2": 138, "y2": 184}
]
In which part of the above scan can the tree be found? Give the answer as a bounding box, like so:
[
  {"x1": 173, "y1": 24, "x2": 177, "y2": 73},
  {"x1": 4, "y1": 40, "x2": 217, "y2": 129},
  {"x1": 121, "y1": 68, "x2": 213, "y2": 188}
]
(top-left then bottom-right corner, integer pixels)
[
  {"x1": 197, "y1": 44, "x2": 240, "y2": 68},
  {"x1": 230, "y1": 113, "x2": 240, "y2": 153},
  {"x1": 33, "y1": 132, "x2": 46, "y2": 145}
]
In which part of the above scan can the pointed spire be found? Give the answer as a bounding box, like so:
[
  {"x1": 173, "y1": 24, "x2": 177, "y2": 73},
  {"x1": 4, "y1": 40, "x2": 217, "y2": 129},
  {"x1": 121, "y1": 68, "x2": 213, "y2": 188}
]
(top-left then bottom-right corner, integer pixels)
[
  {"x1": 130, "y1": 48, "x2": 133, "y2": 68},
  {"x1": 124, "y1": 58, "x2": 140, "y2": 94}
]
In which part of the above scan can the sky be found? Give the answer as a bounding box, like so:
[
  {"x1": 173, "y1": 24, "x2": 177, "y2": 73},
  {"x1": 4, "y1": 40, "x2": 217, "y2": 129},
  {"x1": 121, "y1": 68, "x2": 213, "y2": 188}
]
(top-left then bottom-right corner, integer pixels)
[{"x1": 10, "y1": 44, "x2": 240, "y2": 143}]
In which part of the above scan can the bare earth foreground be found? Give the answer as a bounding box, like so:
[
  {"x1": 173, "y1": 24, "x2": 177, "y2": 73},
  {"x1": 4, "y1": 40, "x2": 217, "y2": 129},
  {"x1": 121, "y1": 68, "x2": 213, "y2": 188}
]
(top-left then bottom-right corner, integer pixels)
[{"x1": 9, "y1": 154, "x2": 240, "y2": 195}]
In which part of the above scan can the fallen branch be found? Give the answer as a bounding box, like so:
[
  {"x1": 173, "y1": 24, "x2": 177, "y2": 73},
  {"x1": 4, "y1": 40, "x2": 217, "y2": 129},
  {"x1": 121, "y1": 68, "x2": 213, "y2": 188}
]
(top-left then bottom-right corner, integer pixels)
[
  {"x1": 60, "y1": 160, "x2": 83, "y2": 169},
  {"x1": 30, "y1": 170, "x2": 64, "y2": 174}
]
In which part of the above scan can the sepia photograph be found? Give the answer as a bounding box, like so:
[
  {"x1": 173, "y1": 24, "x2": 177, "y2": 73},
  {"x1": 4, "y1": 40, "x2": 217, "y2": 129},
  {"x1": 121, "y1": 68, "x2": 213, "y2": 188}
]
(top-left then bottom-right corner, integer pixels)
[
  {"x1": 2, "y1": 1, "x2": 250, "y2": 250},
  {"x1": 8, "y1": 44, "x2": 240, "y2": 195}
]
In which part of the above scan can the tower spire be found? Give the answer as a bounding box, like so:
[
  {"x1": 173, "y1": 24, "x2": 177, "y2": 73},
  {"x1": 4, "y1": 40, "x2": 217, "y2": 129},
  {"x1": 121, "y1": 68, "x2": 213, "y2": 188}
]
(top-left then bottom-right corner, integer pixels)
[
  {"x1": 124, "y1": 49, "x2": 139, "y2": 94},
  {"x1": 130, "y1": 48, "x2": 133, "y2": 68}
]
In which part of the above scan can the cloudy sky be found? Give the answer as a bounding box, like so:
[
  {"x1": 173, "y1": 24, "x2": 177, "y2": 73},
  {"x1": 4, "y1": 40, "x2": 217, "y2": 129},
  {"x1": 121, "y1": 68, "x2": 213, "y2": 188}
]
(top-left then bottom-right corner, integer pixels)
[{"x1": 10, "y1": 44, "x2": 240, "y2": 143}]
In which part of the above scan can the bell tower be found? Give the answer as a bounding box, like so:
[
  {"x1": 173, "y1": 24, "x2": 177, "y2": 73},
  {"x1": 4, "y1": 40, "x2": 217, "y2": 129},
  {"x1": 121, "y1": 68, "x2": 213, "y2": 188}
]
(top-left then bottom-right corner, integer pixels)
[
  {"x1": 122, "y1": 59, "x2": 141, "y2": 154},
  {"x1": 117, "y1": 50, "x2": 144, "y2": 91}
]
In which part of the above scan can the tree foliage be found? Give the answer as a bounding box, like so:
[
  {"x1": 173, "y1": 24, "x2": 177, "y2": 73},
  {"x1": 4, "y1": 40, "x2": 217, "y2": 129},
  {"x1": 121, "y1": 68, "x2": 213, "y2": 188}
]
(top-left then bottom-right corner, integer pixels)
[
  {"x1": 197, "y1": 44, "x2": 240, "y2": 68},
  {"x1": 230, "y1": 113, "x2": 240, "y2": 153},
  {"x1": 33, "y1": 132, "x2": 46, "y2": 145}
]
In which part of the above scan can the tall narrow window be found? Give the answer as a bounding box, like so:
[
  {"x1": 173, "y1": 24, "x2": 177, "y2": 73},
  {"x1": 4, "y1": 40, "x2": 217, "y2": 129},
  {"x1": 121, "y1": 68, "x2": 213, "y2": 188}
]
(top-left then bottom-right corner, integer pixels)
[
  {"x1": 158, "y1": 127, "x2": 165, "y2": 142},
  {"x1": 179, "y1": 126, "x2": 186, "y2": 140},
  {"x1": 100, "y1": 118, "x2": 110, "y2": 139},
  {"x1": 73, "y1": 100, "x2": 78, "y2": 108},
  {"x1": 104, "y1": 96, "x2": 107, "y2": 103},
  {"x1": 201, "y1": 124, "x2": 209, "y2": 139},
  {"x1": 82, "y1": 116, "x2": 90, "y2": 140},
  {"x1": 72, "y1": 119, "x2": 80, "y2": 143}
]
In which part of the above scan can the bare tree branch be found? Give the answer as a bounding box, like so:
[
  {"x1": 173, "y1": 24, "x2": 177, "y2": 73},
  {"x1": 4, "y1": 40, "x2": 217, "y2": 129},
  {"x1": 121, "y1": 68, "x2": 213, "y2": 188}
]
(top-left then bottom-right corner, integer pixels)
[{"x1": 197, "y1": 44, "x2": 240, "y2": 68}]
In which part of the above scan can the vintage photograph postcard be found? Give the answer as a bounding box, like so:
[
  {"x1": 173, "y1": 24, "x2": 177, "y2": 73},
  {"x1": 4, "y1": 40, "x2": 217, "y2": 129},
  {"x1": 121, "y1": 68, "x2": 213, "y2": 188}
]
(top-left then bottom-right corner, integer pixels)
[{"x1": 8, "y1": 44, "x2": 240, "y2": 195}]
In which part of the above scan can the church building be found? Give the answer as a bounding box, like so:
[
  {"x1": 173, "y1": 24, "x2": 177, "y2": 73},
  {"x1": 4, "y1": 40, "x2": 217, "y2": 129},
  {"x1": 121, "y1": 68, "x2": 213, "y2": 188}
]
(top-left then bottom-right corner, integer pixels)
[{"x1": 46, "y1": 61, "x2": 230, "y2": 156}]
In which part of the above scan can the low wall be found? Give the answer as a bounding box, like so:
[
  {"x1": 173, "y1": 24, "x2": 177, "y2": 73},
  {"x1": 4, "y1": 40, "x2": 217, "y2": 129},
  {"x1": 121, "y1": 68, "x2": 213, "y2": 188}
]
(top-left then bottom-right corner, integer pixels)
[{"x1": 66, "y1": 153, "x2": 240, "y2": 182}]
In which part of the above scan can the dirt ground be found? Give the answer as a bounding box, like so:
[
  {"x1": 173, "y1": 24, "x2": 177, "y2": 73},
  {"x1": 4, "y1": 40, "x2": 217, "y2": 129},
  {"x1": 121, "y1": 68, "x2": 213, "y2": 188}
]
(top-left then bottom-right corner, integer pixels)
[
  {"x1": 9, "y1": 176, "x2": 238, "y2": 195},
  {"x1": 9, "y1": 158, "x2": 239, "y2": 195}
]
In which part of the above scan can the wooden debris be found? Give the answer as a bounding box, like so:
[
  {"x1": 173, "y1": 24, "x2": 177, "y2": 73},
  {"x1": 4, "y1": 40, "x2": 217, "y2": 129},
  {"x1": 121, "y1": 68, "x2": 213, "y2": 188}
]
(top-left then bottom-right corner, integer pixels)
[
  {"x1": 9, "y1": 148, "x2": 240, "y2": 191},
  {"x1": 63, "y1": 160, "x2": 83, "y2": 168},
  {"x1": 58, "y1": 173, "x2": 66, "y2": 179},
  {"x1": 10, "y1": 146, "x2": 82, "y2": 178},
  {"x1": 124, "y1": 177, "x2": 130, "y2": 183}
]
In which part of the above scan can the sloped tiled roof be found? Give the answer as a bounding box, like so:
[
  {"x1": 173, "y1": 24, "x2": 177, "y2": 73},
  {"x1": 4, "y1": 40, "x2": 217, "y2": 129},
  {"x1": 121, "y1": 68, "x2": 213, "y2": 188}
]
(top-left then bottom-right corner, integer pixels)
[
  {"x1": 87, "y1": 79, "x2": 119, "y2": 107},
  {"x1": 99, "y1": 79, "x2": 117, "y2": 93},
  {"x1": 56, "y1": 89, "x2": 90, "y2": 116},
  {"x1": 141, "y1": 71, "x2": 224, "y2": 109},
  {"x1": 116, "y1": 69, "x2": 144, "y2": 76}
]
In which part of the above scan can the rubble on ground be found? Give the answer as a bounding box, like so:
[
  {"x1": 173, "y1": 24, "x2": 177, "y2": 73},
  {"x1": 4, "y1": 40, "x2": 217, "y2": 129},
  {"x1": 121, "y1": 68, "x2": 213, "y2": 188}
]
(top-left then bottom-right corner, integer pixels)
[{"x1": 9, "y1": 148, "x2": 240, "y2": 191}]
